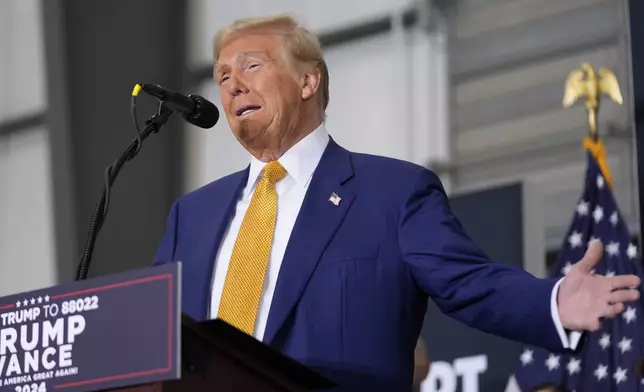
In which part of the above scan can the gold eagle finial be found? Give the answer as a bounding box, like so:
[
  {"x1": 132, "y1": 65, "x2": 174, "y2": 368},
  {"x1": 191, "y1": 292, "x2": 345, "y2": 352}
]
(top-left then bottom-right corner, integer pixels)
[{"x1": 563, "y1": 62, "x2": 623, "y2": 138}]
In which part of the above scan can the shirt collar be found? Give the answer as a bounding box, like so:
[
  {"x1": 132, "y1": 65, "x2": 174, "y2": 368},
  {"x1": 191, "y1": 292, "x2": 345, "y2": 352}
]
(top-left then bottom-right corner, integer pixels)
[{"x1": 244, "y1": 123, "x2": 330, "y2": 198}]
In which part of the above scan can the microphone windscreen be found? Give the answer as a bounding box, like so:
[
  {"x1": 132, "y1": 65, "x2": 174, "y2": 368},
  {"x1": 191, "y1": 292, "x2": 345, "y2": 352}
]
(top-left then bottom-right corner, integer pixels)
[{"x1": 184, "y1": 95, "x2": 219, "y2": 129}]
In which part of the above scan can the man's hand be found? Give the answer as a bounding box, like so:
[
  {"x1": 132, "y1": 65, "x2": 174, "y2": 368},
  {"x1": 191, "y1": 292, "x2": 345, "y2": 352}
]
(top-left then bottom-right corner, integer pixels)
[{"x1": 558, "y1": 240, "x2": 641, "y2": 331}]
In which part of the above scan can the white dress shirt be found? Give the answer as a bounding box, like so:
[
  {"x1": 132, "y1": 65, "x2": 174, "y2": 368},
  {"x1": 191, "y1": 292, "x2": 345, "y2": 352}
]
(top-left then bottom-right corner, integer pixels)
[
  {"x1": 209, "y1": 124, "x2": 330, "y2": 341},
  {"x1": 209, "y1": 123, "x2": 580, "y2": 349}
]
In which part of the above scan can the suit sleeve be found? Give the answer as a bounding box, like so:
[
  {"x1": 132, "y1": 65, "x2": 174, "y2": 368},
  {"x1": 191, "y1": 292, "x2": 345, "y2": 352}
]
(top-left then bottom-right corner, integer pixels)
[
  {"x1": 152, "y1": 200, "x2": 179, "y2": 266},
  {"x1": 398, "y1": 167, "x2": 567, "y2": 352}
]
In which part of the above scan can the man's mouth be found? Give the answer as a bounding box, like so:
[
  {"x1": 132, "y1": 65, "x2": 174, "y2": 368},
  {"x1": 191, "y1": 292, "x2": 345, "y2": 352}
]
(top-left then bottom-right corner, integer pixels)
[{"x1": 236, "y1": 105, "x2": 262, "y2": 117}]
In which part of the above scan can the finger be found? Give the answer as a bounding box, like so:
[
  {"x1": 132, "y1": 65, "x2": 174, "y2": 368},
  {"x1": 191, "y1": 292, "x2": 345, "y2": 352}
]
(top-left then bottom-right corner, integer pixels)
[
  {"x1": 601, "y1": 302, "x2": 625, "y2": 319},
  {"x1": 587, "y1": 319, "x2": 602, "y2": 332},
  {"x1": 608, "y1": 288, "x2": 640, "y2": 304},
  {"x1": 575, "y1": 239, "x2": 603, "y2": 272},
  {"x1": 607, "y1": 275, "x2": 642, "y2": 290}
]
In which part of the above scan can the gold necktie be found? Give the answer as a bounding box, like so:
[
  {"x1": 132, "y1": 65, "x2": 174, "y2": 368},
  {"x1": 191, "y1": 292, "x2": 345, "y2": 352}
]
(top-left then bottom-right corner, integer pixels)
[{"x1": 217, "y1": 161, "x2": 286, "y2": 335}]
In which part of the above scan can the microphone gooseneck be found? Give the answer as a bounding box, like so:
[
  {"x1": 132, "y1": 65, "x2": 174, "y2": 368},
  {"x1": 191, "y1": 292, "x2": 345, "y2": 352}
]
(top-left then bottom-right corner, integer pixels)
[{"x1": 75, "y1": 84, "x2": 220, "y2": 281}]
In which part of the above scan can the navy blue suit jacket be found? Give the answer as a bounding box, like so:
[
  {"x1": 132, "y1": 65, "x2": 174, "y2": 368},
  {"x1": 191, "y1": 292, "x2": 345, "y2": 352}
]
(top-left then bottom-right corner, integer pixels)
[{"x1": 152, "y1": 139, "x2": 564, "y2": 391}]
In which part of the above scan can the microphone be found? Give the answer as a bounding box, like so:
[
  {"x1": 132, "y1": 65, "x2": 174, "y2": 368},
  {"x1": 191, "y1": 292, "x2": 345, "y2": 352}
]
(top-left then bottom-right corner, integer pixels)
[
  {"x1": 135, "y1": 83, "x2": 219, "y2": 129},
  {"x1": 76, "y1": 83, "x2": 219, "y2": 281}
]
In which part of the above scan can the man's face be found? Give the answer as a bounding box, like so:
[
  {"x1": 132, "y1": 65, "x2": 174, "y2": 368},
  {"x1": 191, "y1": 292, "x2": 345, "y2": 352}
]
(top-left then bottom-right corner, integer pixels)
[{"x1": 215, "y1": 33, "x2": 304, "y2": 156}]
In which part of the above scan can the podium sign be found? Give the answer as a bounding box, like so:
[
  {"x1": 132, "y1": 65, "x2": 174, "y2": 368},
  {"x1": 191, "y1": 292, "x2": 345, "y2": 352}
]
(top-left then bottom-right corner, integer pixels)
[{"x1": 0, "y1": 263, "x2": 181, "y2": 392}]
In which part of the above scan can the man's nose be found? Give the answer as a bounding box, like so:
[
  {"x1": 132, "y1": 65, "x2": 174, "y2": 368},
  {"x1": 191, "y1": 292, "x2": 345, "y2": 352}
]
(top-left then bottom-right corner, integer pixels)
[{"x1": 225, "y1": 75, "x2": 249, "y2": 97}]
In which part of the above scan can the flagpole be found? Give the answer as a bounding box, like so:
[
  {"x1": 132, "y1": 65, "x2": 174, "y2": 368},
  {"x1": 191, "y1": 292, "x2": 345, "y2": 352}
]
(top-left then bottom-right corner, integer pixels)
[{"x1": 629, "y1": 0, "x2": 644, "y2": 251}]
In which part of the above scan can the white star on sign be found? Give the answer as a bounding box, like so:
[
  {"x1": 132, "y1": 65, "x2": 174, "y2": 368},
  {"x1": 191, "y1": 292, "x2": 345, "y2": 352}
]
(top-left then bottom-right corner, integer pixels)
[
  {"x1": 22, "y1": 300, "x2": 28, "y2": 307},
  {"x1": 44, "y1": 295, "x2": 50, "y2": 302},
  {"x1": 15, "y1": 301, "x2": 20, "y2": 308},
  {"x1": 606, "y1": 242, "x2": 620, "y2": 257},
  {"x1": 593, "y1": 205, "x2": 604, "y2": 223},
  {"x1": 594, "y1": 364, "x2": 608, "y2": 381},
  {"x1": 567, "y1": 358, "x2": 581, "y2": 375},
  {"x1": 614, "y1": 367, "x2": 627, "y2": 384},
  {"x1": 545, "y1": 354, "x2": 560, "y2": 371},
  {"x1": 599, "y1": 333, "x2": 611, "y2": 349},
  {"x1": 576, "y1": 200, "x2": 589, "y2": 216},
  {"x1": 569, "y1": 231, "x2": 583, "y2": 248},
  {"x1": 30, "y1": 298, "x2": 35, "y2": 305},
  {"x1": 627, "y1": 243, "x2": 637, "y2": 259},
  {"x1": 562, "y1": 262, "x2": 573, "y2": 275},
  {"x1": 597, "y1": 175, "x2": 605, "y2": 189},
  {"x1": 610, "y1": 211, "x2": 619, "y2": 226},
  {"x1": 622, "y1": 307, "x2": 637, "y2": 324},
  {"x1": 618, "y1": 337, "x2": 632, "y2": 354},
  {"x1": 520, "y1": 349, "x2": 533, "y2": 365},
  {"x1": 588, "y1": 236, "x2": 598, "y2": 245},
  {"x1": 37, "y1": 296, "x2": 42, "y2": 304}
]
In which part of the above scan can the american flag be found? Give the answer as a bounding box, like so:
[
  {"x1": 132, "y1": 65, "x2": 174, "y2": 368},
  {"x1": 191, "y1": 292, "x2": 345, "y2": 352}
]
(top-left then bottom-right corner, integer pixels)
[{"x1": 514, "y1": 149, "x2": 644, "y2": 391}]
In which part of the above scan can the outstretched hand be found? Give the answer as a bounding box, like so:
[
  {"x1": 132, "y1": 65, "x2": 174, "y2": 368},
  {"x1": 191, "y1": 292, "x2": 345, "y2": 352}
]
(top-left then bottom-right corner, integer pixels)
[{"x1": 558, "y1": 240, "x2": 641, "y2": 331}]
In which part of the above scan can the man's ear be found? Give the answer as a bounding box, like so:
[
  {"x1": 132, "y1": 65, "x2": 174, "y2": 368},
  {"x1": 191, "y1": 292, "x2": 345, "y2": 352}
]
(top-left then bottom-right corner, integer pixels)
[{"x1": 301, "y1": 66, "x2": 321, "y2": 101}]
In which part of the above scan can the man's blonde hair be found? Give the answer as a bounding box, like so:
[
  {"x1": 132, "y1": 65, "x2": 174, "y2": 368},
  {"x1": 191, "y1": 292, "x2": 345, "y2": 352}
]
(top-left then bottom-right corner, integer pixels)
[{"x1": 213, "y1": 14, "x2": 330, "y2": 116}]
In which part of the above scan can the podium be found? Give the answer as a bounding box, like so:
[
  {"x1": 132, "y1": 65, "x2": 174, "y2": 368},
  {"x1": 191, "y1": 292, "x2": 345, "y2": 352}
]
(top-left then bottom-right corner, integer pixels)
[
  {"x1": 116, "y1": 316, "x2": 334, "y2": 392},
  {"x1": 0, "y1": 263, "x2": 335, "y2": 392}
]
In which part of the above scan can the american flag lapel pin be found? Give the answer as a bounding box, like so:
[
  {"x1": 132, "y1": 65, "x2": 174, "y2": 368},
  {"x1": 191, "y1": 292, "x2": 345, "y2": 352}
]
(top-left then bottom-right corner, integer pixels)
[{"x1": 329, "y1": 192, "x2": 341, "y2": 206}]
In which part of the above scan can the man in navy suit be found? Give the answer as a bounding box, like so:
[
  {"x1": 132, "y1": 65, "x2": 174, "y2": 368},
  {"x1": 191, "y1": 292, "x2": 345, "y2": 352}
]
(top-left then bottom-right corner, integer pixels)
[{"x1": 152, "y1": 14, "x2": 641, "y2": 391}]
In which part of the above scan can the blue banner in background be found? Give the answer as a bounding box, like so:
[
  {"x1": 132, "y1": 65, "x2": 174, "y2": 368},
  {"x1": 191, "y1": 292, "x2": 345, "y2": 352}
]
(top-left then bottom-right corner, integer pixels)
[{"x1": 0, "y1": 262, "x2": 181, "y2": 392}]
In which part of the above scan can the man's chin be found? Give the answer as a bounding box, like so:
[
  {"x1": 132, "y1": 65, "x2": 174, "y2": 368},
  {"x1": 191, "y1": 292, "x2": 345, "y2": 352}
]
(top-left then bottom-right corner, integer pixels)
[{"x1": 233, "y1": 123, "x2": 270, "y2": 148}]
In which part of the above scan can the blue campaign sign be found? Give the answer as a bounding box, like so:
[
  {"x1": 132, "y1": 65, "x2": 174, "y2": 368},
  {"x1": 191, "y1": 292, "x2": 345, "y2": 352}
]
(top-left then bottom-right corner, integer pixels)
[{"x1": 0, "y1": 262, "x2": 181, "y2": 392}]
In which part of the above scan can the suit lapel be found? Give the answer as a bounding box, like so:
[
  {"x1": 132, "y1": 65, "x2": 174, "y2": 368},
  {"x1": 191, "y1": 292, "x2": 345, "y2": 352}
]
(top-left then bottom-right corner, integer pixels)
[
  {"x1": 263, "y1": 140, "x2": 355, "y2": 344},
  {"x1": 188, "y1": 168, "x2": 248, "y2": 320}
]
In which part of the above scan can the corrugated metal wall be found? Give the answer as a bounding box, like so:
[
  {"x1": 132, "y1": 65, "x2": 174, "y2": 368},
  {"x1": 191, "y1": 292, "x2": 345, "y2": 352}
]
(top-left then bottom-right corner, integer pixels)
[{"x1": 447, "y1": 0, "x2": 637, "y2": 248}]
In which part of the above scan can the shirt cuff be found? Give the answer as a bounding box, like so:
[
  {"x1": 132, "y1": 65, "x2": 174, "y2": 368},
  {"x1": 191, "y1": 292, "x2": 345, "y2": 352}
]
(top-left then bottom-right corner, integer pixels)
[{"x1": 551, "y1": 277, "x2": 583, "y2": 350}]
